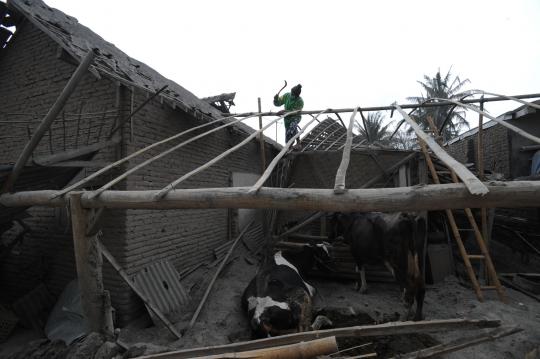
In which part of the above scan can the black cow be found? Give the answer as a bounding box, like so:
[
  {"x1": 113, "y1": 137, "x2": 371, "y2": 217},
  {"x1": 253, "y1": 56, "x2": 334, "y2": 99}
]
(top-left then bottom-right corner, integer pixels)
[
  {"x1": 330, "y1": 212, "x2": 426, "y2": 321},
  {"x1": 241, "y1": 244, "x2": 331, "y2": 337}
]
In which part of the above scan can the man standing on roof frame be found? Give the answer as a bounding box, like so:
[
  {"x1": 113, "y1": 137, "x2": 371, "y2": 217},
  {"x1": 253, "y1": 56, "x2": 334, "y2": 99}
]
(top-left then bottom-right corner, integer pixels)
[{"x1": 274, "y1": 84, "x2": 304, "y2": 149}]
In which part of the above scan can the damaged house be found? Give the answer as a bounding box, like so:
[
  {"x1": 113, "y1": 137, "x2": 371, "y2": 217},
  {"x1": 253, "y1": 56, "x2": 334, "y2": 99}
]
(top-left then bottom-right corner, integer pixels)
[{"x1": 0, "y1": 0, "x2": 278, "y2": 325}]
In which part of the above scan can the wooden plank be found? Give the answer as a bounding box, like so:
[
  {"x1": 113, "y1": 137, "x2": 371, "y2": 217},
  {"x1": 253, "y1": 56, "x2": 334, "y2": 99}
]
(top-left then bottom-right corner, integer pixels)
[
  {"x1": 43, "y1": 161, "x2": 111, "y2": 168},
  {"x1": 3, "y1": 181, "x2": 540, "y2": 211},
  {"x1": 32, "y1": 139, "x2": 120, "y2": 166},
  {"x1": 393, "y1": 103, "x2": 488, "y2": 195},
  {"x1": 69, "y1": 193, "x2": 112, "y2": 334},
  {"x1": 52, "y1": 112, "x2": 252, "y2": 199},
  {"x1": 136, "y1": 319, "x2": 500, "y2": 359},
  {"x1": 184, "y1": 219, "x2": 255, "y2": 335},
  {"x1": 334, "y1": 107, "x2": 359, "y2": 193},
  {"x1": 391, "y1": 326, "x2": 522, "y2": 359},
  {"x1": 98, "y1": 239, "x2": 182, "y2": 339},
  {"x1": 2, "y1": 50, "x2": 97, "y2": 193}
]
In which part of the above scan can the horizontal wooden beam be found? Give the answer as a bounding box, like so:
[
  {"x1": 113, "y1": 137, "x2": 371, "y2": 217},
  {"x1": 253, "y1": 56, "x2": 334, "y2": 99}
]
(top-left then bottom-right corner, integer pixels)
[
  {"x1": 1, "y1": 181, "x2": 540, "y2": 211},
  {"x1": 229, "y1": 92, "x2": 540, "y2": 117},
  {"x1": 33, "y1": 138, "x2": 120, "y2": 166}
]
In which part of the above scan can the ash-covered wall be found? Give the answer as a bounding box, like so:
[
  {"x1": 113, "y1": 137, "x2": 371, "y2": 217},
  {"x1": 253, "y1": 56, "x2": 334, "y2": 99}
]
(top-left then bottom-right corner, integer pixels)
[{"x1": 1, "y1": 20, "x2": 277, "y2": 324}]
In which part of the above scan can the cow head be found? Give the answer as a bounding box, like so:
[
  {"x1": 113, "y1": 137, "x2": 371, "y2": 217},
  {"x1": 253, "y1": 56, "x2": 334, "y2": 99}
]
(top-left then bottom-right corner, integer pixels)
[{"x1": 328, "y1": 212, "x2": 357, "y2": 242}]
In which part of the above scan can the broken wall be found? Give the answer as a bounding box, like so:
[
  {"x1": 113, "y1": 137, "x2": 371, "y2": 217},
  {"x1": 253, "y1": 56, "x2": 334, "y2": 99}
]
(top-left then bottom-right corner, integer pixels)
[{"x1": 0, "y1": 21, "x2": 125, "y2": 317}]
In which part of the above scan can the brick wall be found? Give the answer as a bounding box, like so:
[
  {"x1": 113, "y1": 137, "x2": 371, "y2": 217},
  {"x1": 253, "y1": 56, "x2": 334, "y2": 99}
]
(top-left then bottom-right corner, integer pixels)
[
  {"x1": 446, "y1": 125, "x2": 511, "y2": 177},
  {"x1": 0, "y1": 20, "x2": 129, "y2": 311},
  {"x1": 115, "y1": 91, "x2": 276, "y2": 322},
  {"x1": 1, "y1": 19, "x2": 278, "y2": 324}
]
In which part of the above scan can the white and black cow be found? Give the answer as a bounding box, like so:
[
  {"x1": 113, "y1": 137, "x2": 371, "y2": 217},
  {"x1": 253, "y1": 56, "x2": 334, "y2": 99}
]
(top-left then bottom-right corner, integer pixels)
[
  {"x1": 241, "y1": 244, "x2": 331, "y2": 338},
  {"x1": 330, "y1": 212, "x2": 427, "y2": 321}
]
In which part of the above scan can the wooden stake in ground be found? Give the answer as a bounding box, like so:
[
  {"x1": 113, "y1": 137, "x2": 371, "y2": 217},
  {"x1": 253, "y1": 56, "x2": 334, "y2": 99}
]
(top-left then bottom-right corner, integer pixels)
[
  {"x1": 69, "y1": 193, "x2": 113, "y2": 334},
  {"x1": 98, "y1": 239, "x2": 182, "y2": 339}
]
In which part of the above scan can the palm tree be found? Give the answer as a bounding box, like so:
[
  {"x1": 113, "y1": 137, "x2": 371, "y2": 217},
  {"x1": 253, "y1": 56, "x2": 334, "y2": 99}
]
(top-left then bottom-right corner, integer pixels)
[
  {"x1": 407, "y1": 68, "x2": 473, "y2": 141},
  {"x1": 392, "y1": 129, "x2": 416, "y2": 150},
  {"x1": 355, "y1": 111, "x2": 393, "y2": 146}
]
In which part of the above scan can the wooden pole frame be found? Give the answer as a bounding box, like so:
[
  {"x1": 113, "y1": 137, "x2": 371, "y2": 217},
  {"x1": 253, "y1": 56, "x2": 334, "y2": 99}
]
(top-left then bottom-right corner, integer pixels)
[
  {"x1": 155, "y1": 112, "x2": 296, "y2": 199},
  {"x1": 52, "y1": 112, "x2": 254, "y2": 199},
  {"x1": 69, "y1": 193, "x2": 113, "y2": 334},
  {"x1": 393, "y1": 103, "x2": 489, "y2": 195},
  {"x1": 3, "y1": 181, "x2": 540, "y2": 211},
  {"x1": 334, "y1": 107, "x2": 360, "y2": 193},
  {"x1": 3, "y1": 49, "x2": 97, "y2": 193},
  {"x1": 434, "y1": 97, "x2": 540, "y2": 145},
  {"x1": 228, "y1": 92, "x2": 540, "y2": 117},
  {"x1": 249, "y1": 109, "x2": 329, "y2": 194}
]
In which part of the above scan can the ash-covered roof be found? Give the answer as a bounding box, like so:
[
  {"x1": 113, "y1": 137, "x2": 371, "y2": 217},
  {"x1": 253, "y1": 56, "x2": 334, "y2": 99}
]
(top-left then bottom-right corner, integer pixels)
[
  {"x1": 300, "y1": 118, "x2": 367, "y2": 151},
  {"x1": 7, "y1": 0, "x2": 280, "y2": 148}
]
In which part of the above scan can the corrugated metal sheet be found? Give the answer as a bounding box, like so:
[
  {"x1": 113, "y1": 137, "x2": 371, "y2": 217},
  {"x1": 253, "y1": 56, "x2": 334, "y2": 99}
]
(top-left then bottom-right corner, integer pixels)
[{"x1": 133, "y1": 260, "x2": 189, "y2": 323}]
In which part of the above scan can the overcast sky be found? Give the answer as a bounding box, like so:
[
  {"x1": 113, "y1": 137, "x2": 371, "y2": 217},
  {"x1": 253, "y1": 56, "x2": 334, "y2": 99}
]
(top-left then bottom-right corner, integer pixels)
[{"x1": 43, "y1": 0, "x2": 540, "y2": 143}]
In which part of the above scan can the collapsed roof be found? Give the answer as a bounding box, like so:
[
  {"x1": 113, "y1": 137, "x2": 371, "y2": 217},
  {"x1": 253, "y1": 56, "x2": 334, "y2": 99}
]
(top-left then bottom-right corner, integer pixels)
[{"x1": 6, "y1": 0, "x2": 280, "y2": 148}]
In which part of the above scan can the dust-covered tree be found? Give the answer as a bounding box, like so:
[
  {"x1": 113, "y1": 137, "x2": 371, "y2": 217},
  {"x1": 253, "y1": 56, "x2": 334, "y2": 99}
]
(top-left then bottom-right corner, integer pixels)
[{"x1": 408, "y1": 68, "x2": 473, "y2": 141}]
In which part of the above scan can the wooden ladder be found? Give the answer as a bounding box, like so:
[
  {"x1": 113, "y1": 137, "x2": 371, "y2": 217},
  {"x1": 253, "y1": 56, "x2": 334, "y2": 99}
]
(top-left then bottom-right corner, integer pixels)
[{"x1": 419, "y1": 119, "x2": 506, "y2": 303}]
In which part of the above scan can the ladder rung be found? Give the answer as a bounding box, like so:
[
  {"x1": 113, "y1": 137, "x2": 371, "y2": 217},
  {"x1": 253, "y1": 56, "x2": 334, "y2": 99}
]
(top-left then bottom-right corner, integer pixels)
[
  {"x1": 481, "y1": 286, "x2": 498, "y2": 290},
  {"x1": 468, "y1": 255, "x2": 485, "y2": 260}
]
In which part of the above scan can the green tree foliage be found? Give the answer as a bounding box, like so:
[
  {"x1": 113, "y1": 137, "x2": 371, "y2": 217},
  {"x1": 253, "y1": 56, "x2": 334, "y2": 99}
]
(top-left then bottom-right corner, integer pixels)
[{"x1": 408, "y1": 68, "x2": 473, "y2": 141}]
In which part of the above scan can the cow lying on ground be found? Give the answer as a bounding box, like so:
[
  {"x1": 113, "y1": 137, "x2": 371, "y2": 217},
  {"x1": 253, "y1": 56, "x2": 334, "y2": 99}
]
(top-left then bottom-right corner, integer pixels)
[
  {"x1": 329, "y1": 212, "x2": 426, "y2": 321},
  {"x1": 241, "y1": 244, "x2": 332, "y2": 338}
]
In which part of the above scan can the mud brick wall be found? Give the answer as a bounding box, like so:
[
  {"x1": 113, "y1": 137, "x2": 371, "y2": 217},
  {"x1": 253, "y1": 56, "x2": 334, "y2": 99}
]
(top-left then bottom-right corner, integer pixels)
[
  {"x1": 1, "y1": 19, "x2": 277, "y2": 324},
  {"x1": 446, "y1": 125, "x2": 511, "y2": 178},
  {"x1": 115, "y1": 91, "x2": 276, "y2": 323}
]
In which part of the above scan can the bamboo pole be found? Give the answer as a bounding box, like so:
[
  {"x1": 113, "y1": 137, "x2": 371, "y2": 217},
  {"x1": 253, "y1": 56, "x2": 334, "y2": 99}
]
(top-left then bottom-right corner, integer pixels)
[
  {"x1": 154, "y1": 112, "x2": 298, "y2": 200},
  {"x1": 135, "y1": 319, "x2": 500, "y2": 359},
  {"x1": 434, "y1": 97, "x2": 540, "y2": 145},
  {"x1": 393, "y1": 103, "x2": 488, "y2": 196},
  {"x1": 51, "y1": 113, "x2": 254, "y2": 199},
  {"x1": 4, "y1": 181, "x2": 540, "y2": 211},
  {"x1": 258, "y1": 98, "x2": 266, "y2": 172},
  {"x1": 99, "y1": 239, "x2": 182, "y2": 339},
  {"x1": 2, "y1": 49, "x2": 97, "y2": 193},
  {"x1": 229, "y1": 92, "x2": 540, "y2": 117},
  {"x1": 390, "y1": 326, "x2": 522, "y2": 359},
  {"x1": 249, "y1": 110, "x2": 329, "y2": 194},
  {"x1": 478, "y1": 98, "x2": 490, "y2": 283},
  {"x1": 470, "y1": 90, "x2": 540, "y2": 110},
  {"x1": 69, "y1": 193, "x2": 112, "y2": 334},
  {"x1": 334, "y1": 107, "x2": 360, "y2": 193},
  {"x1": 278, "y1": 212, "x2": 325, "y2": 239},
  {"x1": 184, "y1": 219, "x2": 255, "y2": 335},
  {"x1": 139, "y1": 337, "x2": 338, "y2": 359},
  {"x1": 90, "y1": 113, "x2": 262, "y2": 199}
]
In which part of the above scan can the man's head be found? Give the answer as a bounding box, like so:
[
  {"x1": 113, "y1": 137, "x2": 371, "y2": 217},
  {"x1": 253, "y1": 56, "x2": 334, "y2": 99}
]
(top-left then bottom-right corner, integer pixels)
[{"x1": 291, "y1": 84, "x2": 302, "y2": 98}]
